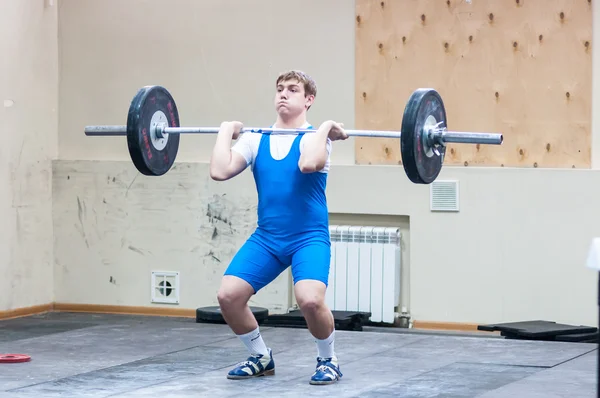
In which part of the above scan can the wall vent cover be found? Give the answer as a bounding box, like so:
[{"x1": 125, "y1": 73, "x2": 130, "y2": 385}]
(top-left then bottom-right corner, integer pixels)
[
  {"x1": 430, "y1": 180, "x2": 459, "y2": 212},
  {"x1": 151, "y1": 271, "x2": 180, "y2": 304}
]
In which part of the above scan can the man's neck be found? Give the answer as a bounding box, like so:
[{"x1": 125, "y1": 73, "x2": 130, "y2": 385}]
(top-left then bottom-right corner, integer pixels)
[{"x1": 274, "y1": 114, "x2": 308, "y2": 129}]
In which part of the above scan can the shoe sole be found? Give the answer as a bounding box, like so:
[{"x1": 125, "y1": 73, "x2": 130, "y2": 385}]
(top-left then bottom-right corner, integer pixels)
[
  {"x1": 309, "y1": 378, "x2": 339, "y2": 385},
  {"x1": 227, "y1": 369, "x2": 275, "y2": 379}
]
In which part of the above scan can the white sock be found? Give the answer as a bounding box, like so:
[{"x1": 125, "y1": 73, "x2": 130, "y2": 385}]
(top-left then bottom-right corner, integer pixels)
[
  {"x1": 238, "y1": 327, "x2": 269, "y2": 357},
  {"x1": 315, "y1": 330, "x2": 335, "y2": 359}
]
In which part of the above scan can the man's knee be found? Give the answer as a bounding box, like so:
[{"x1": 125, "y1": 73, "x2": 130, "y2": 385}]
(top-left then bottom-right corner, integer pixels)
[
  {"x1": 298, "y1": 296, "x2": 324, "y2": 315},
  {"x1": 217, "y1": 276, "x2": 254, "y2": 310},
  {"x1": 295, "y1": 280, "x2": 327, "y2": 315}
]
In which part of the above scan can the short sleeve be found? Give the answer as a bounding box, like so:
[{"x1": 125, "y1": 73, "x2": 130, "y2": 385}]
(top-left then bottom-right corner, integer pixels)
[
  {"x1": 231, "y1": 133, "x2": 259, "y2": 166},
  {"x1": 299, "y1": 134, "x2": 332, "y2": 173},
  {"x1": 300, "y1": 135, "x2": 332, "y2": 152}
]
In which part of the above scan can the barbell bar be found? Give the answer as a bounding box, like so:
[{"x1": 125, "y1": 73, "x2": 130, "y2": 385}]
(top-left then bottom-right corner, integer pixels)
[
  {"x1": 85, "y1": 125, "x2": 501, "y2": 144},
  {"x1": 83, "y1": 85, "x2": 503, "y2": 183}
]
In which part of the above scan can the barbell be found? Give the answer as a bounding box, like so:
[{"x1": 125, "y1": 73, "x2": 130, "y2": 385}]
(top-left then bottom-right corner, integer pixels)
[{"x1": 84, "y1": 85, "x2": 503, "y2": 184}]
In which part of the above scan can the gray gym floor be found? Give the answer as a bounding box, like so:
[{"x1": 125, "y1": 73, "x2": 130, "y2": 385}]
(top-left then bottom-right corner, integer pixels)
[{"x1": 0, "y1": 312, "x2": 596, "y2": 397}]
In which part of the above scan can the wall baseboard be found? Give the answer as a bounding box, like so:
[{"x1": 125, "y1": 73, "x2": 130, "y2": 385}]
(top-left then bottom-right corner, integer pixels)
[
  {"x1": 0, "y1": 303, "x2": 54, "y2": 320},
  {"x1": 411, "y1": 320, "x2": 488, "y2": 332},
  {"x1": 0, "y1": 303, "x2": 196, "y2": 320},
  {"x1": 52, "y1": 303, "x2": 196, "y2": 318}
]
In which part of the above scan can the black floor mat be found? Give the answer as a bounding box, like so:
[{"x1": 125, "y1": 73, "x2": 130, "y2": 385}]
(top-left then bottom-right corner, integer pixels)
[
  {"x1": 261, "y1": 310, "x2": 371, "y2": 331},
  {"x1": 195, "y1": 306, "x2": 269, "y2": 324},
  {"x1": 478, "y1": 320, "x2": 598, "y2": 342}
]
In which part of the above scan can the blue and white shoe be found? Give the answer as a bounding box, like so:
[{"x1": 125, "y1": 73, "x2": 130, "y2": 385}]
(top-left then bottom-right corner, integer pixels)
[
  {"x1": 309, "y1": 356, "x2": 343, "y2": 385},
  {"x1": 227, "y1": 349, "x2": 275, "y2": 379}
]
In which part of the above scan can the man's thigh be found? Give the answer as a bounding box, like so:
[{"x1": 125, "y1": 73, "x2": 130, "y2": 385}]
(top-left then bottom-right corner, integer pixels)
[
  {"x1": 224, "y1": 237, "x2": 287, "y2": 294},
  {"x1": 290, "y1": 241, "x2": 331, "y2": 287}
]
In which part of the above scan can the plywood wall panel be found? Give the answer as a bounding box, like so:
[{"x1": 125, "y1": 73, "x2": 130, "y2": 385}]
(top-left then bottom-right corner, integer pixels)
[{"x1": 355, "y1": 0, "x2": 592, "y2": 168}]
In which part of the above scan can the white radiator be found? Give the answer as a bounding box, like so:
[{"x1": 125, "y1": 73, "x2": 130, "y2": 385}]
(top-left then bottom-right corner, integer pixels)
[{"x1": 326, "y1": 225, "x2": 401, "y2": 324}]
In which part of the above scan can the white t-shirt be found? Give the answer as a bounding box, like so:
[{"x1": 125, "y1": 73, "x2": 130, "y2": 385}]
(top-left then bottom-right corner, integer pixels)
[{"x1": 231, "y1": 122, "x2": 332, "y2": 173}]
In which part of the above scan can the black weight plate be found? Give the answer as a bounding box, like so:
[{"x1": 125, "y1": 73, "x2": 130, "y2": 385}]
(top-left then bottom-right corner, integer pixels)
[
  {"x1": 195, "y1": 306, "x2": 269, "y2": 324},
  {"x1": 126, "y1": 85, "x2": 180, "y2": 176},
  {"x1": 400, "y1": 88, "x2": 447, "y2": 184}
]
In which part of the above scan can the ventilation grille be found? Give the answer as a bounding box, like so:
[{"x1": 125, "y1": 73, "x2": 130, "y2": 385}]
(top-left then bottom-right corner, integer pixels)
[
  {"x1": 430, "y1": 180, "x2": 459, "y2": 212},
  {"x1": 151, "y1": 271, "x2": 180, "y2": 304}
]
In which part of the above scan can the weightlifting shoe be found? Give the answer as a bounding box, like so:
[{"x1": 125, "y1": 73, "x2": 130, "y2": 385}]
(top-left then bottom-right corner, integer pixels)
[
  {"x1": 309, "y1": 356, "x2": 343, "y2": 385},
  {"x1": 227, "y1": 348, "x2": 275, "y2": 379}
]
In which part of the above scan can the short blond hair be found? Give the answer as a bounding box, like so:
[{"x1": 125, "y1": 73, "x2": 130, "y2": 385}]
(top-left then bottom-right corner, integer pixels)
[{"x1": 276, "y1": 70, "x2": 317, "y2": 98}]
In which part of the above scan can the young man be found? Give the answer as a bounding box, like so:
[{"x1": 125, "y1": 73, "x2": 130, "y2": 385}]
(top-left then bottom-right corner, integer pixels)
[{"x1": 209, "y1": 70, "x2": 348, "y2": 385}]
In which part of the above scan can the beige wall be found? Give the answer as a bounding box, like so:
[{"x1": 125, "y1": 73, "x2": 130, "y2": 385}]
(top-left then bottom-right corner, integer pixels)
[
  {"x1": 55, "y1": 0, "x2": 356, "y2": 313},
  {"x1": 58, "y1": 0, "x2": 356, "y2": 165},
  {"x1": 0, "y1": 0, "x2": 58, "y2": 312},
  {"x1": 5, "y1": 0, "x2": 600, "y2": 328},
  {"x1": 51, "y1": 160, "x2": 600, "y2": 326}
]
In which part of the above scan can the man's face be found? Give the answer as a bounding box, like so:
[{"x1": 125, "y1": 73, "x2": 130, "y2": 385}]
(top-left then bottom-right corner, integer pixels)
[{"x1": 274, "y1": 79, "x2": 314, "y2": 117}]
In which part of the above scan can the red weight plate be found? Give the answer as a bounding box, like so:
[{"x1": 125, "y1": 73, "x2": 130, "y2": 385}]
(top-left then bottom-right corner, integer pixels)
[{"x1": 0, "y1": 354, "x2": 31, "y2": 363}]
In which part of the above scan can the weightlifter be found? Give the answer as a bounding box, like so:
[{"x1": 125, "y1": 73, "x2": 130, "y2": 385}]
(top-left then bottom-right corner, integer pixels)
[{"x1": 209, "y1": 70, "x2": 348, "y2": 385}]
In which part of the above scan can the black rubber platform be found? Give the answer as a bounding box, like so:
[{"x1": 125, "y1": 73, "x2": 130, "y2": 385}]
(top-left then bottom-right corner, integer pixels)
[
  {"x1": 195, "y1": 306, "x2": 269, "y2": 324},
  {"x1": 503, "y1": 331, "x2": 599, "y2": 343},
  {"x1": 261, "y1": 310, "x2": 372, "y2": 331},
  {"x1": 477, "y1": 320, "x2": 598, "y2": 342}
]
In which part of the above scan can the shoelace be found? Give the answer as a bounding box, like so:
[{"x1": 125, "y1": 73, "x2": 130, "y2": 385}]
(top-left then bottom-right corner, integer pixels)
[
  {"x1": 315, "y1": 364, "x2": 334, "y2": 373},
  {"x1": 234, "y1": 357, "x2": 259, "y2": 369}
]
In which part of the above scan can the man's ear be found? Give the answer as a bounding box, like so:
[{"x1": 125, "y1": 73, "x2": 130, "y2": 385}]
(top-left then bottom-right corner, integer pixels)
[{"x1": 305, "y1": 95, "x2": 315, "y2": 109}]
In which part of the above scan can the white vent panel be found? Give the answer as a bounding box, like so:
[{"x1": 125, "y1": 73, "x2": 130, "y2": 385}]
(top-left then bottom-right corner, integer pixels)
[
  {"x1": 151, "y1": 271, "x2": 180, "y2": 304},
  {"x1": 430, "y1": 180, "x2": 459, "y2": 212}
]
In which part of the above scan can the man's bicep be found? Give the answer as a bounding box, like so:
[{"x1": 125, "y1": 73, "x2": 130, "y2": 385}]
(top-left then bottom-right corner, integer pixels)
[
  {"x1": 231, "y1": 134, "x2": 255, "y2": 165},
  {"x1": 228, "y1": 150, "x2": 250, "y2": 176},
  {"x1": 231, "y1": 145, "x2": 251, "y2": 167},
  {"x1": 229, "y1": 133, "x2": 261, "y2": 176}
]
